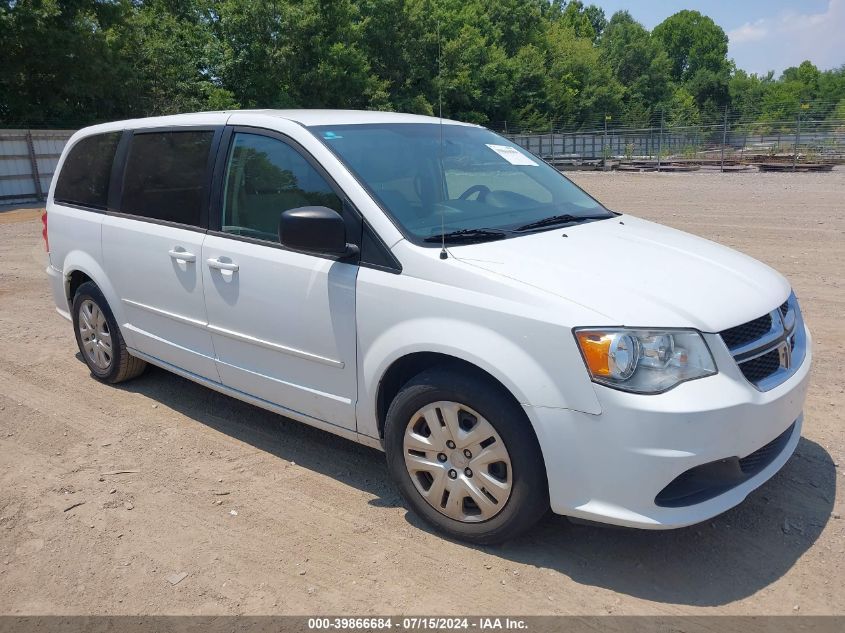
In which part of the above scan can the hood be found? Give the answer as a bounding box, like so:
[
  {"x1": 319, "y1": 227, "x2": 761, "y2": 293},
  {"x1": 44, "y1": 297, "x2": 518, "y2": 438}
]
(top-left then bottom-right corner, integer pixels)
[{"x1": 447, "y1": 215, "x2": 790, "y2": 332}]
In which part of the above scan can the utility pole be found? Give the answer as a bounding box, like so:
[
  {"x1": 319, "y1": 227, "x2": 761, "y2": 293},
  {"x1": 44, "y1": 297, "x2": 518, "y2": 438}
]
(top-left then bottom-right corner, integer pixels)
[
  {"x1": 603, "y1": 114, "x2": 610, "y2": 170},
  {"x1": 720, "y1": 105, "x2": 728, "y2": 172},
  {"x1": 657, "y1": 109, "x2": 664, "y2": 171}
]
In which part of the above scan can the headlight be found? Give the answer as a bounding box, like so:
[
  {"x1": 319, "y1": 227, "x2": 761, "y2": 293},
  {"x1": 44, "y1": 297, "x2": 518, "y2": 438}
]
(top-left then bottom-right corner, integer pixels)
[{"x1": 574, "y1": 328, "x2": 716, "y2": 394}]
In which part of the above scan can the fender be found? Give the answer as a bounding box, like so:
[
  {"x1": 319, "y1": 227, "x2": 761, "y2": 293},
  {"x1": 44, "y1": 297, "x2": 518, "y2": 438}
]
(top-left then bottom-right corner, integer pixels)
[
  {"x1": 356, "y1": 316, "x2": 602, "y2": 439},
  {"x1": 60, "y1": 250, "x2": 135, "y2": 349}
]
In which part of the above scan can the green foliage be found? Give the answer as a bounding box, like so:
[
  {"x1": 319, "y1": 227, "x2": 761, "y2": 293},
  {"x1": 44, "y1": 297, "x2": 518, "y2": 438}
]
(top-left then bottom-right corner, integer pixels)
[
  {"x1": 0, "y1": 0, "x2": 134, "y2": 126},
  {"x1": 117, "y1": 1, "x2": 239, "y2": 116},
  {"x1": 667, "y1": 87, "x2": 700, "y2": 126},
  {"x1": 652, "y1": 10, "x2": 729, "y2": 83},
  {"x1": 550, "y1": 0, "x2": 605, "y2": 42},
  {"x1": 600, "y1": 11, "x2": 671, "y2": 126},
  {"x1": 651, "y1": 9, "x2": 732, "y2": 118},
  {"x1": 728, "y1": 60, "x2": 845, "y2": 129},
  {"x1": 544, "y1": 21, "x2": 622, "y2": 127},
  {"x1": 0, "y1": 1, "x2": 843, "y2": 130}
]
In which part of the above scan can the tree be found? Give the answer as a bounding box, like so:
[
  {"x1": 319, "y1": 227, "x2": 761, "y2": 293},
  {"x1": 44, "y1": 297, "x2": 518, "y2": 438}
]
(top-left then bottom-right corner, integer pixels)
[
  {"x1": 507, "y1": 44, "x2": 550, "y2": 129},
  {"x1": 210, "y1": 0, "x2": 297, "y2": 108},
  {"x1": 600, "y1": 11, "x2": 672, "y2": 125},
  {"x1": 652, "y1": 10, "x2": 729, "y2": 83},
  {"x1": 0, "y1": 0, "x2": 134, "y2": 126},
  {"x1": 212, "y1": 0, "x2": 387, "y2": 111},
  {"x1": 547, "y1": 0, "x2": 605, "y2": 42},
  {"x1": 729, "y1": 69, "x2": 768, "y2": 121},
  {"x1": 652, "y1": 10, "x2": 730, "y2": 115},
  {"x1": 667, "y1": 86, "x2": 700, "y2": 126},
  {"x1": 116, "y1": 0, "x2": 238, "y2": 116},
  {"x1": 544, "y1": 21, "x2": 622, "y2": 127},
  {"x1": 1, "y1": 1, "x2": 842, "y2": 131},
  {"x1": 818, "y1": 65, "x2": 845, "y2": 119}
]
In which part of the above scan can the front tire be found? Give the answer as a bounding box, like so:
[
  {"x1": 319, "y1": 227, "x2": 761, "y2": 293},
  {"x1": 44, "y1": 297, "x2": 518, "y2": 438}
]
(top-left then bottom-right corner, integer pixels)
[
  {"x1": 72, "y1": 281, "x2": 146, "y2": 383},
  {"x1": 384, "y1": 366, "x2": 549, "y2": 544}
]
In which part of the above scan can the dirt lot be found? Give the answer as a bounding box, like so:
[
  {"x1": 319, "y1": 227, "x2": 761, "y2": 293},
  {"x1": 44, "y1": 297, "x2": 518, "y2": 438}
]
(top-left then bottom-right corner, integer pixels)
[{"x1": 0, "y1": 170, "x2": 843, "y2": 615}]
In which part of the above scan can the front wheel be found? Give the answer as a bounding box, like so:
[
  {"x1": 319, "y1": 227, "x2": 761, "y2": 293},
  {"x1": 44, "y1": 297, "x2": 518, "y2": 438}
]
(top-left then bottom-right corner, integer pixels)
[{"x1": 384, "y1": 366, "x2": 548, "y2": 544}]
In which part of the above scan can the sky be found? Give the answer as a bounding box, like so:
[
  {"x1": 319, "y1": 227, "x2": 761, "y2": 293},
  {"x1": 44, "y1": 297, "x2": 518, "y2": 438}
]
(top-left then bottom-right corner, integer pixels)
[{"x1": 588, "y1": 0, "x2": 845, "y2": 77}]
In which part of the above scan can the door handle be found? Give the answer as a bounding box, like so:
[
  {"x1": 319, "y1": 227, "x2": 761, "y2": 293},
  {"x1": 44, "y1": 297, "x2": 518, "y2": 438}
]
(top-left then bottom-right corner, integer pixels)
[
  {"x1": 168, "y1": 249, "x2": 196, "y2": 263},
  {"x1": 206, "y1": 258, "x2": 239, "y2": 272}
]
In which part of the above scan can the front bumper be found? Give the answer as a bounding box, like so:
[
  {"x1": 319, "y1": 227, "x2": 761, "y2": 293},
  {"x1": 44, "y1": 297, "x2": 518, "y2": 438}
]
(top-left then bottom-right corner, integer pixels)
[{"x1": 526, "y1": 324, "x2": 812, "y2": 529}]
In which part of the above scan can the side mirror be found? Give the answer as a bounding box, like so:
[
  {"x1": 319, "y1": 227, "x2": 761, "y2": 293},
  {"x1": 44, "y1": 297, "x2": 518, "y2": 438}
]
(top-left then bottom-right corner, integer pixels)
[{"x1": 278, "y1": 206, "x2": 358, "y2": 257}]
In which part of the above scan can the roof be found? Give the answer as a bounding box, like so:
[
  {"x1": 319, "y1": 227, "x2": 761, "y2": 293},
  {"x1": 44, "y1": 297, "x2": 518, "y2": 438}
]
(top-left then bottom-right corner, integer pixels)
[
  {"x1": 258, "y1": 109, "x2": 477, "y2": 127},
  {"x1": 73, "y1": 109, "x2": 478, "y2": 137}
]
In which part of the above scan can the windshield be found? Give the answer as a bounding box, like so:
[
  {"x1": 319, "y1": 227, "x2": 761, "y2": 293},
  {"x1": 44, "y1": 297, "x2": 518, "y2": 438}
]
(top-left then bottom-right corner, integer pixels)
[{"x1": 310, "y1": 123, "x2": 612, "y2": 244}]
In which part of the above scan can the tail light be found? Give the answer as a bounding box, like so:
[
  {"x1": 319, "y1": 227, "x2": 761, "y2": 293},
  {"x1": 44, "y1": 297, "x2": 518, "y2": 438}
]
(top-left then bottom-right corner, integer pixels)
[{"x1": 41, "y1": 210, "x2": 49, "y2": 252}]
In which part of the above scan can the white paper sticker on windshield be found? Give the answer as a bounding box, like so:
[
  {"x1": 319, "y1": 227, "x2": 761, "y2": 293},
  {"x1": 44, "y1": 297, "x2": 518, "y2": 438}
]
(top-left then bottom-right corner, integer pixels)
[{"x1": 485, "y1": 144, "x2": 539, "y2": 166}]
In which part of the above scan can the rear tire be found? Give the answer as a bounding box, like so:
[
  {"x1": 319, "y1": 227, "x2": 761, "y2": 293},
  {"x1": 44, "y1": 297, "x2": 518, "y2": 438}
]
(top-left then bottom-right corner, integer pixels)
[
  {"x1": 384, "y1": 366, "x2": 548, "y2": 544},
  {"x1": 72, "y1": 281, "x2": 146, "y2": 384}
]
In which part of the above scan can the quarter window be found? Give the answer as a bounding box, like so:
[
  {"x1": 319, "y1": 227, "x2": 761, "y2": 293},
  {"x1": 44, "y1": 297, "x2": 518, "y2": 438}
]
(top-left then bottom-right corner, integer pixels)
[
  {"x1": 54, "y1": 132, "x2": 121, "y2": 209},
  {"x1": 222, "y1": 133, "x2": 342, "y2": 243},
  {"x1": 121, "y1": 131, "x2": 214, "y2": 226}
]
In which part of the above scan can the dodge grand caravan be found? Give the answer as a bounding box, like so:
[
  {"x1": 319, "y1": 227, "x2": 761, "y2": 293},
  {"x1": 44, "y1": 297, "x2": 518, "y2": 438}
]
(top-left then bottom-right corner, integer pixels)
[{"x1": 45, "y1": 110, "x2": 811, "y2": 543}]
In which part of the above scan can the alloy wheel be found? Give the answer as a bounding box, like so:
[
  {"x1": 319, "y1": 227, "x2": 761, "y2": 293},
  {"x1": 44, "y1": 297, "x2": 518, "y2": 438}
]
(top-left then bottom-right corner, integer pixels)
[{"x1": 78, "y1": 299, "x2": 113, "y2": 371}]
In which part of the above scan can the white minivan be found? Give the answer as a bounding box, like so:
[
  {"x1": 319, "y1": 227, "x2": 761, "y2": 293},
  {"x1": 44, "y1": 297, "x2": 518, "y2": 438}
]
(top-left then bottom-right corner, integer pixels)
[{"x1": 45, "y1": 110, "x2": 811, "y2": 543}]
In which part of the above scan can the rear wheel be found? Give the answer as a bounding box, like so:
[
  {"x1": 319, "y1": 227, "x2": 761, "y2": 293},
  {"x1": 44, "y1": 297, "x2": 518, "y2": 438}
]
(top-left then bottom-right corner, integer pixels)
[
  {"x1": 72, "y1": 281, "x2": 146, "y2": 383},
  {"x1": 384, "y1": 366, "x2": 548, "y2": 544}
]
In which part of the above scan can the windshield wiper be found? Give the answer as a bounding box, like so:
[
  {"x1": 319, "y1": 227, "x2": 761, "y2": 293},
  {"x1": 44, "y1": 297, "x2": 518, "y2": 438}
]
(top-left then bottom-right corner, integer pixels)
[
  {"x1": 515, "y1": 214, "x2": 608, "y2": 232},
  {"x1": 423, "y1": 228, "x2": 509, "y2": 244}
]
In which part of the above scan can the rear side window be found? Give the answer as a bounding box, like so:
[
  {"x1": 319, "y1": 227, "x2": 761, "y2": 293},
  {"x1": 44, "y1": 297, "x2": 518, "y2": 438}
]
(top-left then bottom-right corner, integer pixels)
[
  {"x1": 54, "y1": 132, "x2": 121, "y2": 209},
  {"x1": 121, "y1": 131, "x2": 214, "y2": 226}
]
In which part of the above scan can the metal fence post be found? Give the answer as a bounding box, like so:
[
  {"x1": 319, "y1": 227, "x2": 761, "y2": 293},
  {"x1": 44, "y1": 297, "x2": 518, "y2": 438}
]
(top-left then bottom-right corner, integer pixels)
[
  {"x1": 657, "y1": 110, "x2": 664, "y2": 171},
  {"x1": 793, "y1": 106, "x2": 803, "y2": 171},
  {"x1": 25, "y1": 131, "x2": 44, "y2": 202},
  {"x1": 721, "y1": 105, "x2": 728, "y2": 172}
]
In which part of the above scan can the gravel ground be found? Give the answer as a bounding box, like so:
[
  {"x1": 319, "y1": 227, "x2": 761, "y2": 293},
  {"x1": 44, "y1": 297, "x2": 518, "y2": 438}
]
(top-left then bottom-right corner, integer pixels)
[{"x1": 0, "y1": 169, "x2": 843, "y2": 615}]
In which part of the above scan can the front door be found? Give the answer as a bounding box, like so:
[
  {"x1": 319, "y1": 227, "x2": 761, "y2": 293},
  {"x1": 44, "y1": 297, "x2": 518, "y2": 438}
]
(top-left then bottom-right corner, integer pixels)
[{"x1": 201, "y1": 130, "x2": 359, "y2": 430}]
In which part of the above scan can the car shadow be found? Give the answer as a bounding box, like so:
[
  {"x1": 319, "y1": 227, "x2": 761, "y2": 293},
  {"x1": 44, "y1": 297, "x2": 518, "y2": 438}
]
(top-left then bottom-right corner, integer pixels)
[
  {"x1": 477, "y1": 433, "x2": 834, "y2": 606},
  {"x1": 114, "y1": 363, "x2": 836, "y2": 608}
]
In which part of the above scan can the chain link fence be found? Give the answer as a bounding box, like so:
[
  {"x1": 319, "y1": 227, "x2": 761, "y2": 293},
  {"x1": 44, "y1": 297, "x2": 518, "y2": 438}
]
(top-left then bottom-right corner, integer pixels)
[{"x1": 496, "y1": 106, "x2": 845, "y2": 172}]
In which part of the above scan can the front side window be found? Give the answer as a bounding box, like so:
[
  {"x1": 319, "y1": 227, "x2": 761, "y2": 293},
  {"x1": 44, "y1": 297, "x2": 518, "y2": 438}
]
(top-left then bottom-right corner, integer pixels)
[
  {"x1": 311, "y1": 123, "x2": 611, "y2": 244},
  {"x1": 54, "y1": 132, "x2": 121, "y2": 209},
  {"x1": 121, "y1": 130, "x2": 214, "y2": 226},
  {"x1": 221, "y1": 133, "x2": 342, "y2": 243}
]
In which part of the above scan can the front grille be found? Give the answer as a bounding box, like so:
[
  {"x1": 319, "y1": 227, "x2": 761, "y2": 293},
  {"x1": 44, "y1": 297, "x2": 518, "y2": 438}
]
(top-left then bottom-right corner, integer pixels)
[
  {"x1": 720, "y1": 314, "x2": 772, "y2": 350},
  {"x1": 739, "y1": 348, "x2": 781, "y2": 383},
  {"x1": 719, "y1": 293, "x2": 805, "y2": 392}
]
